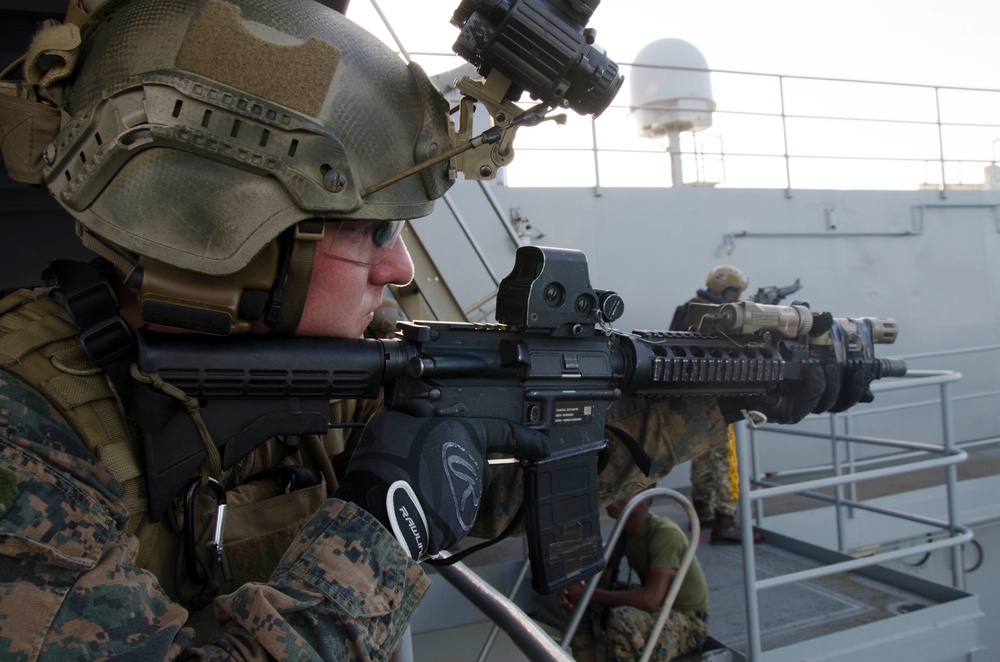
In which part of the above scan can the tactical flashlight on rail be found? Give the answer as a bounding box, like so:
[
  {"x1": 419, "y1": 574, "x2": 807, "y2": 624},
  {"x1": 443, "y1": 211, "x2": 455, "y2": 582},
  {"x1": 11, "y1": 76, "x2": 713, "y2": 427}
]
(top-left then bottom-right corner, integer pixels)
[
  {"x1": 687, "y1": 302, "x2": 899, "y2": 345},
  {"x1": 687, "y1": 301, "x2": 907, "y2": 379}
]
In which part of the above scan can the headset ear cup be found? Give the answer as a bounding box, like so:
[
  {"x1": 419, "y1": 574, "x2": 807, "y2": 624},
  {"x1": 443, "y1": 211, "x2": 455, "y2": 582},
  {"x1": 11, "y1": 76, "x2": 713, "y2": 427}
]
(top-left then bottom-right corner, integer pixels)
[
  {"x1": 264, "y1": 232, "x2": 294, "y2": 329},
  {"x1": 238, "y1": 289, "x2": 270, "y2": 320}
]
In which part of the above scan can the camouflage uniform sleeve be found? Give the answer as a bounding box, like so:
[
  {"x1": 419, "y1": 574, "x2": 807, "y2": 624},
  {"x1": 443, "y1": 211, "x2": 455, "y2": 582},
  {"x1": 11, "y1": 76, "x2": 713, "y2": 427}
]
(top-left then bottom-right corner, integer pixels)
[
  {"x1": 0, "y1": 373, "x2": 427, "y2": 662},
  {"x1": 600, "y1": 395, "x2": 729, "y2": 504},
  {"x1": 212, "y1": 500, "x2": 429, "y2": 661}
]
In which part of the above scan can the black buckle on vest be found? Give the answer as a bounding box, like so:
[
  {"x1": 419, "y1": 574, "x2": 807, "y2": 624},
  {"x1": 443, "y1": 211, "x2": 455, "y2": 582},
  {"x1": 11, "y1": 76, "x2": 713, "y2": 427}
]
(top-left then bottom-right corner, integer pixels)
[
  {"x1": 62, "y1": 275, "x2": 120, "y2": 329},
  {"x1": 49, "y1": 259, "x2": 137, "y2": 370},
  {"x1": 79, "y1": 316, "x2": 136, "y2": 366}
]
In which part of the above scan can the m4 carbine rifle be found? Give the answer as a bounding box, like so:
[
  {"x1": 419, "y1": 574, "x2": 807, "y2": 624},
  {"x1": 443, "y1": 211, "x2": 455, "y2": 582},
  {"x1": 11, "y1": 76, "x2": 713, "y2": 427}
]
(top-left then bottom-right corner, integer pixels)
[
  {"x1": 136, "y1": 246, "x2": 905, "y2": 594},
  {"x1": 752, "y1": 278, "x2": 802, "y2": 305}
]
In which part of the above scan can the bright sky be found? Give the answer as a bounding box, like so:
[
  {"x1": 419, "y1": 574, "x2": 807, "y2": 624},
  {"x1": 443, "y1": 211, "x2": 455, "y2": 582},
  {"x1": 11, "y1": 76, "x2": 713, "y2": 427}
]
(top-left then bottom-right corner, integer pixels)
[
  {"x1": 345, "y1": 1, "x2": 1000, "y2": 189},
  {"x1": 349, "y1": 0, "x2": 999, "y2": 89}
]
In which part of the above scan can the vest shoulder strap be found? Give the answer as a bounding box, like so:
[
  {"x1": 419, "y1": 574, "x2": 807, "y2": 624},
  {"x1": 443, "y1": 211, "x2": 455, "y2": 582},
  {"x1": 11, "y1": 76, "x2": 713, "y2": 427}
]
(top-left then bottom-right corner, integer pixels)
[{"x1": 0, "y1": 288, "x2": 147, "y2": 531}]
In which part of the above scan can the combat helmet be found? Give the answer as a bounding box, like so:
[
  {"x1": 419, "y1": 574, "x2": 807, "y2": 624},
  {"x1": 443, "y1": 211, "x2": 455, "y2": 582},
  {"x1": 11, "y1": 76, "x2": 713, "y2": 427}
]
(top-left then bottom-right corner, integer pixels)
[
  {"x1": 22, "y1": 0, "x2": 454, "y2": 334},
  {"x1": 706, "y1": 264, "x2": 748, "y2": 302}
]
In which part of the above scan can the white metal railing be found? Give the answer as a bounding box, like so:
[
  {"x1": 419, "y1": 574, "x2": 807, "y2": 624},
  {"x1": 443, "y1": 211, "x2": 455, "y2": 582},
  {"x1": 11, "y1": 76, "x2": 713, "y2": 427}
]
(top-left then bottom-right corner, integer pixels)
[
  {"x1": 522, "y1": 64, "x2": 1000, "y2": 195},
  {"x1": 398, "y1": 52, "x2": 1000, "y2": 195},
  {"x1": 436, "y1": 488, "x2": 700, "y2": 662},
  {"x1": 560, "y1": 489, "x2": 700, "y2": 662},
  {"x1": 738, "y1": 369, "x2": 973, "y2": 660},
  {"x1": 429, "y1": 366, "x2": 979, "y2": 662},
  {"x1": 363, "y1": 0, "x2": 1000, "y2": 193}
]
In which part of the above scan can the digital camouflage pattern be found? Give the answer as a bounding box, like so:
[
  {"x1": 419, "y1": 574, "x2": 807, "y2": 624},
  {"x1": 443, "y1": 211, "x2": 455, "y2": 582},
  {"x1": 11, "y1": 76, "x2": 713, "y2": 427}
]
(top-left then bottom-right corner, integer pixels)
[
  {"x1": 690, "y1": 431, "x2": 737, "y2": 518},
  {"x1": 0, "y1": 371, "x2": 427, "y2": 661},
  {"x1": 564, "y1": 582, "x2": 707, "y2": 661},
  {"x1": 472, "y1": 395, "x2": 728, "y2": 538},
  {"x1": 603, "y1": 600, "x2": 708, "y2": 662},
  {"x1": 671, "y1": 292, "x2": 740, "y2": 521},
  {"x1": 562, "y1": 511, "x2": 710, "y2": 661},
  {"x1": 602, "y1": 396, "x2": 728, "y2": 505},
  {"x1": 0, "y1": 285, "x2": 730, "y2": 657}
]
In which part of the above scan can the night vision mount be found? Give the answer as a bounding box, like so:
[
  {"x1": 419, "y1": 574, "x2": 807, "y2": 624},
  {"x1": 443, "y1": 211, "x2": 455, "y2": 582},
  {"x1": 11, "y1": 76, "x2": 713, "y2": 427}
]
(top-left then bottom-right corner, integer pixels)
[
  {"x1": 448, "y1": 0, "x2": 624, "y2": 180},
  {"x1": 362, "y1": 1, "x2": 624, "y2": 196}
]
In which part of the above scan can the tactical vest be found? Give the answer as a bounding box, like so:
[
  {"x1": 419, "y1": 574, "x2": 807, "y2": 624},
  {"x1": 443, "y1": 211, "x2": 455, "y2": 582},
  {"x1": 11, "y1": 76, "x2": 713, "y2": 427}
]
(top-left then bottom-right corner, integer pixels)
[
  {"x1": 0, "y1": 288, "x2": 147, "y2": 525},
  {"x1": 0, "y1": 286, "x2": 375, "y2": 639}
]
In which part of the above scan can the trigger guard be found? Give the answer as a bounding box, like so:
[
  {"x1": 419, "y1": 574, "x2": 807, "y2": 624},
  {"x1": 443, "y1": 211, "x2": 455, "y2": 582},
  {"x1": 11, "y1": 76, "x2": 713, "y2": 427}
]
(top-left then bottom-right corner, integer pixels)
[{"x1": 597, "y1": 443, "x2": 611, "y2": 474}]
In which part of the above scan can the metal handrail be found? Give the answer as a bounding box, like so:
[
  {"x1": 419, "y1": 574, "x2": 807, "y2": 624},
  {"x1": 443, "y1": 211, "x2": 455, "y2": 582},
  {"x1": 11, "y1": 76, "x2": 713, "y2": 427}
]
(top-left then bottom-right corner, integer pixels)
[
  {"x1": 738, "y1": 368, "x2": 970, "y2": 660},
  {"x1": 561, "y1": 488, "x2": 701, "y2": 662},
  {"x1": 474, "y1": 552, "x2": 532, "y2": 662},
  {"x1": 438, "y1": 488, "x2": 701, "y2": 662},
  {"x1": 381, "y1": 37, "x2": 1000, "y2": 193},
  {"x1": 433, "y1": 551, "x2": 573, "y2": 662},
  {"x1": 590, "y1": 67, "x2": 1000, "y2": 195}
]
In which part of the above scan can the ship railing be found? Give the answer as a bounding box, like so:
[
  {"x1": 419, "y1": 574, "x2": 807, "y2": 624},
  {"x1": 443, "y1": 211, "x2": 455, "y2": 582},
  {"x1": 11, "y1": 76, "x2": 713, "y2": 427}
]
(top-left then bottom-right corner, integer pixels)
[
  {"x1": 434, "y1": 487, "x2": 700, "y2": 662},
  {"x1": 559, "y1": 488, "x2": 700, "y2": 662},
  {"x1": 421, "y1": 369, "x2": 973, "y2": 662},
  {"x1": 738, "y1": 368, "x2": 973, "y2": 660},
  {"x1": 498, "y1": 63, "x2": 1000, "y2": 196}
]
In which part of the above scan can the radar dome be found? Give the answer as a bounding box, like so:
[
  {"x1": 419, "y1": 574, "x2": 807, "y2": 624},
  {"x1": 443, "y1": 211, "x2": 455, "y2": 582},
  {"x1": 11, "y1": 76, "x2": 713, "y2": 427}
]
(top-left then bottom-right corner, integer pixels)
[{"x1": 630, "y1": 39, "x2": 715, "y2": 137}]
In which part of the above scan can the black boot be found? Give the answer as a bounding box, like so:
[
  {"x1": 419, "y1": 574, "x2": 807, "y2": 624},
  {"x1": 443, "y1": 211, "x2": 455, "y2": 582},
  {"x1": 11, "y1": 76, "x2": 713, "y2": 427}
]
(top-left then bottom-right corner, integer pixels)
[
  {"x1": 693, "y1": 500, "x2": 714, "y2": 527},
  {"x1": 711, "y1": 514, "x2": 764, "y2": 545}
]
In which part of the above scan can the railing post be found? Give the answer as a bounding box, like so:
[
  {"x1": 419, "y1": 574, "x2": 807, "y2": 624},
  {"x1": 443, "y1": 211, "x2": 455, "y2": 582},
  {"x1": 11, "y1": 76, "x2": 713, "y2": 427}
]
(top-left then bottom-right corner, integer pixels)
[
  {"x1": 940, "y1": 380, "x2": 965, "y2": 589},
  {"x1": 591, "y1": 116, "x2": 602, "y2": 197},
  {"x1": 779, "y1": 75, "x2": 793, "y2": 198},
  {"x1": 476, "y1": 556, "x2": 532, "y2": 662},
  {"x1": 830, "y1": 415, "x2": 847, "y2": 553},
  {"x1": 746, "y1": 422, "x2": 765, "y2": 526},
  {"x1": 844, "y1": 414, "x2": 859, "y2": 518},
  {"x1": 737, "y1": 425, "x2": 763, "y2": 661},
  {"x1": 934, "y1": 86, "x2": 948, "y2": 200}
]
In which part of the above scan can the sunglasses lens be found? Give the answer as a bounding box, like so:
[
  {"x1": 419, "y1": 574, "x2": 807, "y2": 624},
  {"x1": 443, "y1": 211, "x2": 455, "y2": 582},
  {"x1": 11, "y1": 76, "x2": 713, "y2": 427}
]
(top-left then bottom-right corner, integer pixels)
[
  {"x1": 371, "y1": 220, "x2": 402, "y2": 249},
  {"x1": 324, "y1": 220, "x2": 404, "y2": 264}
]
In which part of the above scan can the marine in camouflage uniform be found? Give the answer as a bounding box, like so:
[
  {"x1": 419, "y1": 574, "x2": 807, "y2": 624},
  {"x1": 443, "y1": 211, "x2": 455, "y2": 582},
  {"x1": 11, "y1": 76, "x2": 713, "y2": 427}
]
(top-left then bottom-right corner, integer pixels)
[
  {"x1": 603, "y1": 587, "x2": 708, "y2": 662},
  {"x1": 0, "y1": 0, "x2": 721, "y2": 656},
  {"x1": 671, "y1": 265, "x2": 751, "y2": 544},
  {"x1": 0, "y1": 0, "x2": 460, "y2": 657},
  {"x1": 0, "y1": 371, "x2": 425, "y2": 660},
  {"x1": 689, "y1": 431, "x2": 737, "y2": 520},
  {"x1": 0, "y1": 0, "x2": 869, "y2": 656},
  {"x1": 564, "y1": 579, "x2": 708, "y2": 662}
]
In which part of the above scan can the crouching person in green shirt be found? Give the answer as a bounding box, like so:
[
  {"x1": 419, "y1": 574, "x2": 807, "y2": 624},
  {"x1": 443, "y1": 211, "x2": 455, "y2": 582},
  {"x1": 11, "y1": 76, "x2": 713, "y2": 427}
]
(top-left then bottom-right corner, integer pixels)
[{"x1": 561, "y1": 491, "x2": 710, "y2": 661}]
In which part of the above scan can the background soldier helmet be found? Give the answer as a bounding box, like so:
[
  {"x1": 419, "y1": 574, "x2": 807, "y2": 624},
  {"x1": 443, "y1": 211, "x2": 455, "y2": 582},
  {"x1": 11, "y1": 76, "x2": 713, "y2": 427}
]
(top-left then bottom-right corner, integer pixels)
[
  {"x1": 706, "y1": 264, "x2": 749, "y2": 302},
  {"x1": 34, "y1": 0, "x2": 454, "y2": 334}
]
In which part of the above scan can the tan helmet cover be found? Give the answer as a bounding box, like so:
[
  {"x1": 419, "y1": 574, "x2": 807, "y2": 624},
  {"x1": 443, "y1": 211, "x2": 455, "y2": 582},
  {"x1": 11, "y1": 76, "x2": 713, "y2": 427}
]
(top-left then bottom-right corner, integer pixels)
[
  {"x1": 43, "y1": 0, "x2": 454, "y2": 276},
  {"x1": 706, "y1": 264, "x2": 749, "y2": 299}
]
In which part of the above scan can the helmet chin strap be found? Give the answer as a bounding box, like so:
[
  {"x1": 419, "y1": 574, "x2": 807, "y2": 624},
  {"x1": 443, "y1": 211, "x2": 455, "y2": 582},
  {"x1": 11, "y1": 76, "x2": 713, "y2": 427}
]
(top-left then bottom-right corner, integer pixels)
[
  {"x1": 268, "y1": 220, "x2": 324, "y2": 335},
  {"x1": 77, "y1": 223, "x2": 138, "y2": 275},
  {"x1": 81, "y1": 220, "x2": 321, "y2": 336}
]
